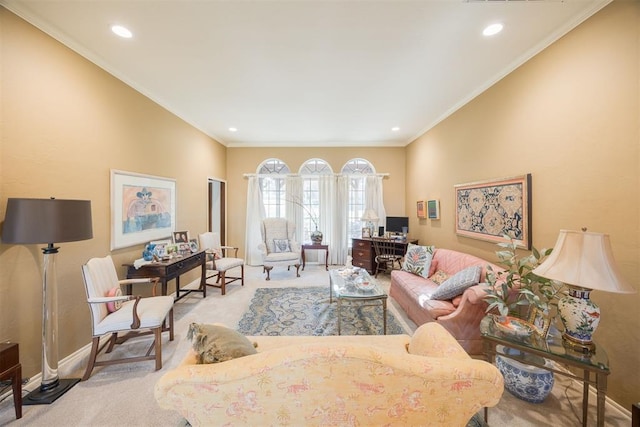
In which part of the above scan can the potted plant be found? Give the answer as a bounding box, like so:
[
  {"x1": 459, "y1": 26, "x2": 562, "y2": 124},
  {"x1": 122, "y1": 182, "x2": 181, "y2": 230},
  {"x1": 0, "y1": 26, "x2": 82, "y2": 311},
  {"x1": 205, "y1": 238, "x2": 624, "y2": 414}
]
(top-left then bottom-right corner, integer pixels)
[
  {"x1": 484, "y1": 236, "x2": 563, "y2": 318},
  {"x1": 484, "y1": 236, "x2": 563, "y2": 404},
  {"x1": 286, "y1": 196, "x2": 322, "y2": 243}
]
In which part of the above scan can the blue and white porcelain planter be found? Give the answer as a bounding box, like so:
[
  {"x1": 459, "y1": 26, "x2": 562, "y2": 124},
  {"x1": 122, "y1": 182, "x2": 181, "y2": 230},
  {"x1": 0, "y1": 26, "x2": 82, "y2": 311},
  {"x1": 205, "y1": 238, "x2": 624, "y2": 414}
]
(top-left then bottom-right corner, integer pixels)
[{"x1": 496, "y1": 345, "x2": 554, "y2": 404}]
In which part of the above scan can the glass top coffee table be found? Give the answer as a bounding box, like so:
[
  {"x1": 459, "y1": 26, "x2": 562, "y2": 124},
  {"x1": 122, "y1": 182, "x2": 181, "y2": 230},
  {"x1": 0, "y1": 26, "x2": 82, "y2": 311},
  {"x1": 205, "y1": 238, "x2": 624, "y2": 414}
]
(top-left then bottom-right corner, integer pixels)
[{"x1": 329, "y1": 267, "x2": 387, "y2": 335}]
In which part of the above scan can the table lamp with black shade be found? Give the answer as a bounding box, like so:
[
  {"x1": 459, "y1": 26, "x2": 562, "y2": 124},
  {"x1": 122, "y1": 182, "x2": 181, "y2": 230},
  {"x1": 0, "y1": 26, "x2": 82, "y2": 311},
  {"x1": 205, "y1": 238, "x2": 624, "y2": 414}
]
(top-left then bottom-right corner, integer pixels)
[
  {"x1": 1, "y1": 198, "x2": 93, "y2": 404},
  {"x1": 532, "y1": 229, "x2": 636, "y2": 353}
]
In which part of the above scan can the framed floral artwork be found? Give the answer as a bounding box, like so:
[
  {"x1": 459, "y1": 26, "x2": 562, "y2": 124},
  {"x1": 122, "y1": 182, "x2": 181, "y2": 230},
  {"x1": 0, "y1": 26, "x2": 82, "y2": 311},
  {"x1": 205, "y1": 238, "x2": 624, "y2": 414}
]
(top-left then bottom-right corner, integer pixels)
[
  {"x1": 111, "y1": 170, "x2": 176, "y2": 250},
  {"x1": 454, "y1": 174, "x2": 532, "y2": 249}
]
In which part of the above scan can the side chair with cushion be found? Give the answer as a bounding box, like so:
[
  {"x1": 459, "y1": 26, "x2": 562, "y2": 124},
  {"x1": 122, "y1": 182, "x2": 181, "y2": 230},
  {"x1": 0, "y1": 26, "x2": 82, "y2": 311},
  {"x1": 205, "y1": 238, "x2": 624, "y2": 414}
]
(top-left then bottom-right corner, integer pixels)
[
  {"x1": 258, "y1": 217, "x2": 301, "y2": 280},
  {"x1": 198, "y1": 232, "x2": 244, "y2": 295},
  {"x1": 81, "y1": 255, "x2": 174, "y2": 380}
]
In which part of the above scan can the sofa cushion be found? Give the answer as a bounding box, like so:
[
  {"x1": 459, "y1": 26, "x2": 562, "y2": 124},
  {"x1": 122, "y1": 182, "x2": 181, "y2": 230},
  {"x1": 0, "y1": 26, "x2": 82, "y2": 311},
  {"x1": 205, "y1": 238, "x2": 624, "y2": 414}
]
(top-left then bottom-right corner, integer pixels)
[
  {"x1": 402, "y1": 244, "x2": 435, "y2": 278},
  {"x1": 431, "y1": 265, "x2": 482, "y2": 300},
  {"x1": 186, "y1": 323, "x2": 257, "y2": 364}
]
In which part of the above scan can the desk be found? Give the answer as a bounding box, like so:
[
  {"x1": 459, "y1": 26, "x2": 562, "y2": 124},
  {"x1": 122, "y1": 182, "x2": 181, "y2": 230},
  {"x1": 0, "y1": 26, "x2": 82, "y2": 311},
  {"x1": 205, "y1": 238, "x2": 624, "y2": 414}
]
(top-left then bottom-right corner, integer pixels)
[
  {"x1": 301, "y1": 244, "x2": 329, "y2": 271},
  {"x1": 0, "y1": 342, "x2": 21, "y2": 419},
  {"x1": 351, "y1": 237, "x2": 417, "y2": 275},
  {"x1": 125, "y1": 250, "x2": 207, "y2": 301},
  {"x1": 480, "y1": 315, "x2": 609, "y2": 427}
]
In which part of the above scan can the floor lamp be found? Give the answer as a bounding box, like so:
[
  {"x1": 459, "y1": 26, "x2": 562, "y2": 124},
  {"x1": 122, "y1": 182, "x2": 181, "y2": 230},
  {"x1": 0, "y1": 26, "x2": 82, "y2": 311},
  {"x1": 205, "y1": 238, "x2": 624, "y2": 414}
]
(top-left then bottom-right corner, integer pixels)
[{"x1": 2, "y1": 198, "x2": 93, "y2": 404}]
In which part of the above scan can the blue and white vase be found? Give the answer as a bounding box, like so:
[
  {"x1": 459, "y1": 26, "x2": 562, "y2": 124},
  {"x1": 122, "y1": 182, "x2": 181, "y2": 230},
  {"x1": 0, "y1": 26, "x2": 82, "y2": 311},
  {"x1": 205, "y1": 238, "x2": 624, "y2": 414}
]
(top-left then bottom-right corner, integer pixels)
[
  {"x1": 496, "y1": 345, "x2": 554, "y2": 404},
  {"x1": 142, "y1": 243, "x2": 156, "y2": 261}
]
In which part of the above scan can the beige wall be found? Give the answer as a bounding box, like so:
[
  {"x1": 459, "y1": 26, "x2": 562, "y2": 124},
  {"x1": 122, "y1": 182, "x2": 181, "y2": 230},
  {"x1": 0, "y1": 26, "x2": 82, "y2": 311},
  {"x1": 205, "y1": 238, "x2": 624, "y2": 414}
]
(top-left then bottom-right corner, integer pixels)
[
  {"x1": 406, "y1": 1, "x2": 639, "y2": 408},
  {"x1": 226, "y1": 147, "x2": 406, "y2": 254},
  {"x1": 2, "y1": 0, "x2": 638, "y2": 412},
  {"x1": 0, "y1": 10, "x2": 226, "y2": 376}
]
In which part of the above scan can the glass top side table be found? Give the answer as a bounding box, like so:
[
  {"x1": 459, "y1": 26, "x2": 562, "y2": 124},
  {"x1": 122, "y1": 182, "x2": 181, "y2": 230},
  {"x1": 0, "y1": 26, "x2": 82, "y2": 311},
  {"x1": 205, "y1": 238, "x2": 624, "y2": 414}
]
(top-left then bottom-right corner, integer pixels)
[{"x1": 480, "y1": 315, "x2": 610, "y2": 427}]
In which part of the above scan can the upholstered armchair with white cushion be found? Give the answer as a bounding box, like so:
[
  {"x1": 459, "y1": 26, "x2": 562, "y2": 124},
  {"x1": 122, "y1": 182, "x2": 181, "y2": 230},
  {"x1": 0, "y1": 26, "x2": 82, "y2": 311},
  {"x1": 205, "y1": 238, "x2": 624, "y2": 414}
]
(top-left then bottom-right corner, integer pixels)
[
  {"x1": 81, "y1": 255, "x2": 174, "y2": 380},
  {"x1": 258, "y1": 217, "x2": 301, "y2": 280},
  {"x1": 198, "y1": 232, "x2": 244, "y2": 295}
]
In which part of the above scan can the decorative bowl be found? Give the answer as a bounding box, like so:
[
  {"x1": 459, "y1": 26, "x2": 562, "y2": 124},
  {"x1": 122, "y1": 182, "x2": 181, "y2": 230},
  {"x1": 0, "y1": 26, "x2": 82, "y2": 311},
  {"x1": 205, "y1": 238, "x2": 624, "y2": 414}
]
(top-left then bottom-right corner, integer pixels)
[
  {"x1": 355, "y1": 279, "x2": 374, "y2": 291},
  {"x1": 493, "y1": 316, "x2": 534, "y2": 338}
]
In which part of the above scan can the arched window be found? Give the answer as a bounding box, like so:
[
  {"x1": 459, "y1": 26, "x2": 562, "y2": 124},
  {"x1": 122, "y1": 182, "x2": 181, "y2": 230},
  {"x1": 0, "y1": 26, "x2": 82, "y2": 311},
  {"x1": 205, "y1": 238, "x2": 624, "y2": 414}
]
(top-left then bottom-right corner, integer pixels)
[
  {"x1": 299, "y1": 159, "x2": 333, "y2": 239},
  {"x1": 341, "y1": 159, "x2": 376, "y2": 241},
  {"x1": 257, "y1": 159, "x2": 290, "y2": 218}
]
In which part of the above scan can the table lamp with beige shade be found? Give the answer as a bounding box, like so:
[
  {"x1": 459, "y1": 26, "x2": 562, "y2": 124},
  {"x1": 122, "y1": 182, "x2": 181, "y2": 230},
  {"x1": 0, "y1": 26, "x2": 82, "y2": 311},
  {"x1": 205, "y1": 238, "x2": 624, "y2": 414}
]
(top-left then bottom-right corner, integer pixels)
[{"x1": 532, "y1": 229, "x2": 636, "y2": 352}]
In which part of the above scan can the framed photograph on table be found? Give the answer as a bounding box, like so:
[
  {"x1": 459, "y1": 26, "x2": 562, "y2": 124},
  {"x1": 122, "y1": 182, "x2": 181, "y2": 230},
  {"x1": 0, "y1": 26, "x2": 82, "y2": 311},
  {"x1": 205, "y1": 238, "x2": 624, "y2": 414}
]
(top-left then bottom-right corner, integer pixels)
[
  {"x1": 173, "y1": 231, "x2": 190, "y2": 243},
  {"x1": 110, "y1": 170, "x2": 176, "y2": 250},
  {"x1": 454, "y1": 174, "x2": 532, "y2": 249},
  {"x1": 362, "y1": 227, "x2": 371, "y2": 238},
  {"x1": 528, "y1": 307, "x2": 551, "y2": 339}
]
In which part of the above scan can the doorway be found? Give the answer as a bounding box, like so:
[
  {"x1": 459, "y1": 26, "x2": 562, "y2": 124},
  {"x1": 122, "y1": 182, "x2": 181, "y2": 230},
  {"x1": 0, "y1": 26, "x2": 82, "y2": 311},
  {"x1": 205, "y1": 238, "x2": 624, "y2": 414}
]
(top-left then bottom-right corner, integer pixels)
[{"x1": 208, "y1": 178, "x2": 226, "y2": 245}]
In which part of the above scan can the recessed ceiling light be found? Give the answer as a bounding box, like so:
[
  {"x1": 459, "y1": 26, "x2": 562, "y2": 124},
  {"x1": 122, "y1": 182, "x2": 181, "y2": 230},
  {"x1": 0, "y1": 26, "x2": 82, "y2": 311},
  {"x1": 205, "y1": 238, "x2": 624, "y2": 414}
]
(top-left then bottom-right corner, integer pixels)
[
  {"x1": 111, "y1": 25, "x2": 132, "y2": 38},
  {"x1": 483, "y1": 23, "x2": 503, "y2": 37},
  {"x1": 391, "y1": 127, "x2": 400, "y2": 132},
  {"x1": 229, "y1": 127, "x2": 238, "y2": 132}
]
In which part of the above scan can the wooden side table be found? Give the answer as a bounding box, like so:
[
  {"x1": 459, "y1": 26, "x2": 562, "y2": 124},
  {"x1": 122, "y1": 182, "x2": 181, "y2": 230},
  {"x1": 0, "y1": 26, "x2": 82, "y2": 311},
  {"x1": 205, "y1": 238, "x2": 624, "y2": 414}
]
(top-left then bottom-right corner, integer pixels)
[
  {"x1": 301, "y1": 244, "x2": 329, "y2": 271},
  {"x1": 0, "y1": 342, "x2": 22, "y2": 419}
]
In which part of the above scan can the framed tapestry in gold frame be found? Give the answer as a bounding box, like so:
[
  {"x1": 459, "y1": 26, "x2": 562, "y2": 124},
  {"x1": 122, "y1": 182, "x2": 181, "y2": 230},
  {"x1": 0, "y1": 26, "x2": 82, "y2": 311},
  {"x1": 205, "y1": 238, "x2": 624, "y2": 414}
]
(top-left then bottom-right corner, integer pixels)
[
  {"x1": 528, "y1": 307, "x2": 551, "y2": 339},
  {"x1": 454, "y1": 174, "x2": 532, "y2": 249}
]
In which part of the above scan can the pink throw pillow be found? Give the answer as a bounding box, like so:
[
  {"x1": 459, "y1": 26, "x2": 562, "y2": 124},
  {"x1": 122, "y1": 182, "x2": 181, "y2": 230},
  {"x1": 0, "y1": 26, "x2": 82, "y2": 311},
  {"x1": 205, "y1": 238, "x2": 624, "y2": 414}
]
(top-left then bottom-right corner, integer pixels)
[{"x1": 106, "y1": 287, "x2": 123, "y2": 313}]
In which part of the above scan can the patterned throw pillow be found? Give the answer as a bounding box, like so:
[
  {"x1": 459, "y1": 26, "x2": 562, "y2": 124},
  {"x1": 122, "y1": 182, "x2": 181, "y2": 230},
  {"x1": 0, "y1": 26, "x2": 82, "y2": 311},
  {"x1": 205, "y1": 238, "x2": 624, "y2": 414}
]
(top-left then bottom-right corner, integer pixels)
[
  {"x1": 402, "y1": 244, "x2": 435, "y2": 278},
  {"x1": 429, "y1": 270, "x2": 450, "y2": 285},
  {"x1": 430, "y1": 265, "x2": 482, "y2": 300},
  {"x1": 273, "y1": 239, "x2": 291, "y2": 253}
]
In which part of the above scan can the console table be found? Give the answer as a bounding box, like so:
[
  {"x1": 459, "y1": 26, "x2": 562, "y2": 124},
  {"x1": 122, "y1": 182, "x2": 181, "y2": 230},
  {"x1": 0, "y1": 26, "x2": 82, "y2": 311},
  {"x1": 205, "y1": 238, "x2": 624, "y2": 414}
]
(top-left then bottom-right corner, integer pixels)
[
  {"x1": 125, "y1": 250, "x2": 207, "y2": 301},
  {"x1": 0, "y1": 342, "x2": 21, "y2": 419},
  {"x1": 480, "y1": 315, "x2": 609, "y2": 427},
  {"x1": 301, "y1": 243, "x2": 329, "y2": 271},
  {"x1": 351, "y1": 237, "x2": 417, "y2": 274}
]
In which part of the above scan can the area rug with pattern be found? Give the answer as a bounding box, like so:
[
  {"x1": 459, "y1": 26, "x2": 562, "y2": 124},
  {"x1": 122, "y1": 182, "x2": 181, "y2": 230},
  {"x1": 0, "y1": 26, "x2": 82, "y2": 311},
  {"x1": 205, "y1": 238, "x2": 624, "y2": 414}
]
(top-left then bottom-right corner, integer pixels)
[{"x1": 237, "y1": 286, "x2": 407, "y2": 335}]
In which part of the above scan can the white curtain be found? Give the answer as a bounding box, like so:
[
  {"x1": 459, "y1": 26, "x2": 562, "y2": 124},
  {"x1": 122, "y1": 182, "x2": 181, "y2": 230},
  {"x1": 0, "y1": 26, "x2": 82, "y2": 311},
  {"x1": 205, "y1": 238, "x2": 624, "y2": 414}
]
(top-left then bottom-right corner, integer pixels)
[
  {"x1": 366, "y1": 175, "x2": 387, "y2": 234},
  {"x1": 285, "y1": 176, "x2": 303, "y2": 244},
  {"x1": 330, "y1": 175, "x2": 349, "y2": 265},
  {"x1": 318, "y1": 174, "x2": 334, "y2": 265},
  {"x1": 245, "y1": 176, "x2": 266, "y2": 266}
]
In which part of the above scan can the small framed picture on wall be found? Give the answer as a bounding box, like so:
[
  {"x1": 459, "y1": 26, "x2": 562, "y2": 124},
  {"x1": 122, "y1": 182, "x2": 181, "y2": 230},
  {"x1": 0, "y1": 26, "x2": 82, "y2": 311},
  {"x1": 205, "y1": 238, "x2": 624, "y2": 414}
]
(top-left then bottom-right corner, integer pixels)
[
  {"x1": 427, "y1": 199, "x2": 440, "y2": 220},
  {"x1": 416, "y1": 200, "x2": 427, "y2": 219}
]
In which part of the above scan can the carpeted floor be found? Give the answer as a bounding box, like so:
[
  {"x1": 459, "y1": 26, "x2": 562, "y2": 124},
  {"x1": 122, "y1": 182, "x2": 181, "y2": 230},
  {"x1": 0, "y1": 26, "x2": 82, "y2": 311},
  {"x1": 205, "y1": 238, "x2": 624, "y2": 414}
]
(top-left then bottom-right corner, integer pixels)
[
  {"x1": 0, "y1": 264, "x2": 631, "y2": 426},
  {"x1": 237, "y1": 286, "x2": 406, "y2": 336}
]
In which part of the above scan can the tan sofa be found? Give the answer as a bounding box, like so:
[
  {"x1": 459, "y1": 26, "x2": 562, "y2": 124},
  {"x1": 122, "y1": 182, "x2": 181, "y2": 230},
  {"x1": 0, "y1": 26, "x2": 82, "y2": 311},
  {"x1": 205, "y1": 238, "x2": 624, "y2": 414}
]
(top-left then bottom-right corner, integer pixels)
[
  {"x1": 155, "y1": 323, "x2": 503, "y2": 426},
  {"x1": 389, "y1": 248, "x2": 503, "y2": 355}
]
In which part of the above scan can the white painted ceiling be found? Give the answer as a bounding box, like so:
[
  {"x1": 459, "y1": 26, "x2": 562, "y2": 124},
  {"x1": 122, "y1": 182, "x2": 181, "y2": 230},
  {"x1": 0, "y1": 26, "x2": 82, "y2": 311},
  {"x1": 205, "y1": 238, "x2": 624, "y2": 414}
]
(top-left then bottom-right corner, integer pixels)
[{"x1": 3, "y1": 0, "x2": 609, "y2": 147}]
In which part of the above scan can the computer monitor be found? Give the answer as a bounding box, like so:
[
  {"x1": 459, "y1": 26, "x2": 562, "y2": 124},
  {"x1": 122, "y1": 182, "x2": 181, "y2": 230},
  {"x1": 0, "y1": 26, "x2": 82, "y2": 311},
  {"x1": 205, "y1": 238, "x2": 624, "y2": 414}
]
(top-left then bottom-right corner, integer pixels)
[{"x1": 385, "y1": 216, "x2": 409, "y2": 234}]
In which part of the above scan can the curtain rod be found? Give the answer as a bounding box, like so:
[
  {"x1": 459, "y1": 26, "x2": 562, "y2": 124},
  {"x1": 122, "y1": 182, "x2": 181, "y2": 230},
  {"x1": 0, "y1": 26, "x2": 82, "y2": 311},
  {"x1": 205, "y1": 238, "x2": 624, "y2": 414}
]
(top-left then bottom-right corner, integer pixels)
[{"x1": 243, "y1": 173, "x2": 390, "y2": 178}]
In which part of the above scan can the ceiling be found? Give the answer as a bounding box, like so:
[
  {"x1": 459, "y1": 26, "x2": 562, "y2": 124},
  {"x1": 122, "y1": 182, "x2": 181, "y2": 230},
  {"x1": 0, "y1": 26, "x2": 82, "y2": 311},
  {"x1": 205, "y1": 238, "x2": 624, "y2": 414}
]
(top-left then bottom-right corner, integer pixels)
[{"x1": 2, "y1": 0, "x2": 609, "y2": 148}]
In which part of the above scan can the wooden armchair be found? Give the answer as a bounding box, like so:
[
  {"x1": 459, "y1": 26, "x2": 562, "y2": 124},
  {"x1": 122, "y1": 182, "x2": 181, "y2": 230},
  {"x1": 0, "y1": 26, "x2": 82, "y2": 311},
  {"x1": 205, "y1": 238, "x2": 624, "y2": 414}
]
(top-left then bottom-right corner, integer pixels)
[
  {"x1": 371, "y1": 237, "x2": 404, "y2": 277},
  {"x1": 80, "y1": 255, "x2": 174, "y2": 380},
  {"x1": 198, "y1": 232, "x2": 244, "y2": 295}
]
